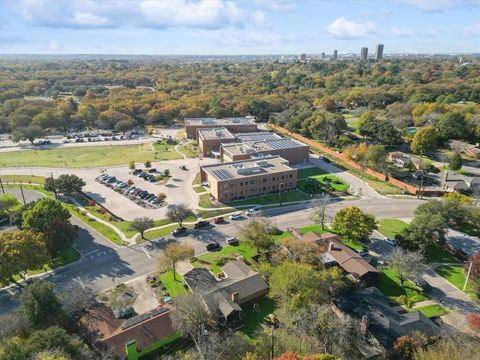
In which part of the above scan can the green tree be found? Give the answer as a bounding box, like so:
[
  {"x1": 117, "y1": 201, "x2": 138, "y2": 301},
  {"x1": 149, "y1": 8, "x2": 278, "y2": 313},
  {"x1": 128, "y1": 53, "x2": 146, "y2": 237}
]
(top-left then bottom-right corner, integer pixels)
[
  {"x1": 387, "y1": 248, "x2": 425, "y2": 290},
  {"x1": 402, "y1": 213, "x2": 447, "y2": 250},
  {"x1": 449, "y1": 152, "x2": 463, "y2": 171},
  {"x1": 332, "y1": 206, "x2": 377, "y2": 243},
  {"x1": 144, "y1": 160, "x2": 152, "y2": 169},
  {"x1": 44, "y1": 174, "x2": 85, "y2": 195},
  {"x1": 19, "y1": 282, "x2": 65, "y2": 329},
  {"x1": 129, "y1": 216, "x2": 154, "y2": 239},
  {"x1": 365, "y1": 145, "x2": 388, "y2": 171},
  {"x1": 166, "y1": 204, "x2": 193, "y2": 227},
  {"x1": 12, "y1": 125, "x2": 46, "y2": 144},
  {"x1": 436, "y1": 112, "x2": 466, "y2": 141},
  {"x1": 0, "y1": 194, "x2": 18, "y2": 215},
  {"x1": 114, "y1": 118, "x2": 135, "y2": 134},
  {"x1": 23, "y1": 198, "x2": 77, "y2": 256},
  {"x1": 129, "y1": 161, "x2": 136, "y2": 170},
  {"x1": 239, "y1": 218, "x2": 275, "y2": 253},
  {"x1": 0, "y1": 230, "x2": 49, "y2": 284},
  {"x1": 158, "y1": 243, "x2": 194, "y2": 280},
  {"x1": 411, "y1": 125, "x2": 437, "y2": 155}
]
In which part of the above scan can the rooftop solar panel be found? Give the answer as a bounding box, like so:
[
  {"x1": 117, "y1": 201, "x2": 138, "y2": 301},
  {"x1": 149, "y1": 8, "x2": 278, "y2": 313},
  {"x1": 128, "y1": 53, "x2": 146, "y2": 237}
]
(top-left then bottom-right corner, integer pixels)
[{"x1": 212, "y1": 169, "x2": 233, "y2": 180}]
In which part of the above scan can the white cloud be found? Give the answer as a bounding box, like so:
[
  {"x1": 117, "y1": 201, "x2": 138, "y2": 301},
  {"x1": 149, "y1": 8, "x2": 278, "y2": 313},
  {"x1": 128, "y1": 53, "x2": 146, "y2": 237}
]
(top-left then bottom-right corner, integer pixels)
[
  {"x1": 253, "y1": 0, "x2": 297, "y2": 11},
  {"x1": 462, "y1": 22, "x2": 480, "y2": 37},
  {"x1": 11, "y1": 0, "x2": 248, "y2": 30},
  {"x1": 400, "y1": 0, "x2": 480, "y2": 12},
  {"x1": 391, "y1": 27, "x2": 415, "y2": 37},
  {"x1": 252, "y1": 10, "x2": 270, "y2": 28},
  {"x1": 326, "y1": 17, "x2": 375, "y2": 39},
  {"x1": 48, "y1": 40, "x2": 61, "y2": 51}
]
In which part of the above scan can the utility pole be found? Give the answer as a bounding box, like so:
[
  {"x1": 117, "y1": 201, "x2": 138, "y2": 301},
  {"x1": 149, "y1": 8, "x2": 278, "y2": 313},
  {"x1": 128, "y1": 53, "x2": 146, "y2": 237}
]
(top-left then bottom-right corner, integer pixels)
[
  {"x1": 19, "y1": 183, "x2": 26, "y2": 205},
  {"x1": 464, "y1": 260, "x2": 473, "y2": 291},
  {"x1": 0, "y1": 176, "x2": 4, "y2": 194},
  {"x1": 417, "y1": 171, "x2": 424, "y2": 199}
]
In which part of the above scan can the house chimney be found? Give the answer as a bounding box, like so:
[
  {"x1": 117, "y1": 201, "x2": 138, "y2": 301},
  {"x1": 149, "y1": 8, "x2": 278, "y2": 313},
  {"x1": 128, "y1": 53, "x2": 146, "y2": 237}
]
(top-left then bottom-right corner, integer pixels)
[
  {"x1": 231, "y1": 292, "x2": 239, "y2": 304},
  {"x1": 329, "y1": 242, "x2": 339, "y2": 252}
]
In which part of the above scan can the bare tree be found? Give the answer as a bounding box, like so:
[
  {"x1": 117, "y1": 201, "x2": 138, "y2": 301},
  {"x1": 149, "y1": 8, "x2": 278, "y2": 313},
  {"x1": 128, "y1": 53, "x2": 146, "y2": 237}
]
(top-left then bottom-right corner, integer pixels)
[
  {"x1": 388, "y1": 247, "x2": 425, "y2": 289},
  {"x1": 166, "y1": 204, "x2": 194, "y2": 227},
  {"x1": 129, "y1": 217, "x2": 154, "y2": 239},
  {"x1": 310, "y1": 194, "x2": 331, "y2": 230},
  {"x1": 158, "y1": 243, "x2": 194, "y2": 280},
  {"x1": 60, "y1": 277, "x2": 96, "y2": 318}
]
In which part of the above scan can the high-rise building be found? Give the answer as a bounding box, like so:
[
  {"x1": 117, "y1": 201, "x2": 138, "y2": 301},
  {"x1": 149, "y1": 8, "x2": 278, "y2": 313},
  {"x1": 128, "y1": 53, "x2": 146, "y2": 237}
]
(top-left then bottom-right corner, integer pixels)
[
  {"x1": 298, "y1": 53, "x2": 306, "y2": 62},
  {"x1": 321, "y1": 52, "x2": 325, "y2": 59},
  {"x1": 375, "y1": 44, "x2": 384, "y2": 60},
  {"x1": 332, "y1": 50, "x2": 338, "y2": 60},
  {"x1": 360, "y1": 47, "x2": 368, "y2": 61}
]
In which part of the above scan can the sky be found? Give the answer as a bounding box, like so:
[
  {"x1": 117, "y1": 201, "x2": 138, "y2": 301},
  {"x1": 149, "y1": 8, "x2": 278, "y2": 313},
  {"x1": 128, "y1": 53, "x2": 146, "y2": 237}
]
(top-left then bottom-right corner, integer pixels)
[{"x1": 1, "y1": 0, "x2": 479, "y2": 55}]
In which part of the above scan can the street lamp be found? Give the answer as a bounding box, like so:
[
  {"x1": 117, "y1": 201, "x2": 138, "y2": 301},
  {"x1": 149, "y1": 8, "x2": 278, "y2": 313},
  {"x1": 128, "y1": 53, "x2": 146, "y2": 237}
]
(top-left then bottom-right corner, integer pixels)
[{"x1": 279, "y1": 182, "x2": 283, "y2": 206}]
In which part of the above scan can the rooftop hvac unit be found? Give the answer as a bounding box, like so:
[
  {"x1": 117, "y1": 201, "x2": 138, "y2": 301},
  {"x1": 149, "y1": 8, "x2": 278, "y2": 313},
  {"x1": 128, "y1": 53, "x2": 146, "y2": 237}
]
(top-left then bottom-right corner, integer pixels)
[{"x1": 256, "y1": 160, "x2": 269, "y2": 167}]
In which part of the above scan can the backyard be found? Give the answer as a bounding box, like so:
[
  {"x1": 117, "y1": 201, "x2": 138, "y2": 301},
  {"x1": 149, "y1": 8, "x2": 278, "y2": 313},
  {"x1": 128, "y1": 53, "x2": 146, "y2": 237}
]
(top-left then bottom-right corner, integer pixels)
[
  {"x1": 297, "y1": 224, "x2": 367, "y2": 251},
  {"x1": 376, "y1": 268, "x2": 428, "y2": 305},
  {"x1": 159, "y1": 271, "x2": 188, "y2": 298},
  {"x1": 0, "y1": 143, "x2": 181, "y2": 168},
  {"x1": 240, "y1": 297, "x2": 275, "y2": 337}
]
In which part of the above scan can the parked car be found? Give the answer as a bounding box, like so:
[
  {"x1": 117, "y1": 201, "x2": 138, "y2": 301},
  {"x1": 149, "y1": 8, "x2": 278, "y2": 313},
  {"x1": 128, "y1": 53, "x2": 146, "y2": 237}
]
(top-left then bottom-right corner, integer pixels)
[
  {"x1": 194, "y1": 220, "x2": 210, "y2": 229},
  {"x1": 225, "y1": 237, "x2": 239, "y2": 245},
  {"x1": 206, "y1": 242, "x2": 221, "y2": 251},
  {"x1": 148, "y1": 168, "x2": 157, "y2": 173},
  {"x1": 368, "y1": 257, "x2": 378, "y2": 267},
  {"x1": 172, "y1": 227, "x2": 188, "y2": 236},
  {"x1": 356, "y1": 248, "x2": 369, "y2": 257},
  {"x1": 229, "y1": 212, "x2": 242, "y2": 220},
  {"x1": 384, "y1": 237, "x2": 397, "y2": 246},
  {"x1": 412, "y1": 278, "x2": 432, "y2": 293},
  {"x1": 245, "y1": 208, "x2": 260, "y2": 217},
  {"x1": 213, "y1": 217, "x2": 225, "y2": 224},
  {"x1": 132, "y1": 169, "x2": 142, "y2": 175}
]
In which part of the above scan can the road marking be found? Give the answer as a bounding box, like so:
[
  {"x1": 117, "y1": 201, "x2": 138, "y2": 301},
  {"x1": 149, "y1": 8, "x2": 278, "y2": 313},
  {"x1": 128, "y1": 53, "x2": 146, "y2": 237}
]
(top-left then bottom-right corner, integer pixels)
[
  {"x1": 83, "y1": 249, "x2": 100, "y2": 257},
  {"x1": 142, "y1": 247, "x2": 152, "y2": 259}
]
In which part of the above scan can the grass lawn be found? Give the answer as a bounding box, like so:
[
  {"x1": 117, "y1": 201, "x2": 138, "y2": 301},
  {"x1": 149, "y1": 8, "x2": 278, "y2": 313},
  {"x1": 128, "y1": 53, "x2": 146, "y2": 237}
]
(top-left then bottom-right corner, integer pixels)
[
  {"x1": 199, "y1": 193, "x2": 226, "y2": 208},
  {"x1": 297, "y1": 167, "x2": 327, "y2": 179},
  {"x1": 413, "y1": 304, "x2": 447, "y2": 318},
  {"x1": 194, "y1": 185, "x2": 207, "y2": 193},
  {"x1": 377, "y1": 268, "x2": 428, "y2": 305},
  {"x1": 424, "y1": 245, "x2": 458, "y2": 264},
  {"x1": 435, "y1": 265, "x2": 478, "y2": 299},
  {"x1": 196, "y1": 208, "x2": 236, "y2": 219},
  {"x1": 193, "y1": 172, "x2": 201, "y2": 185},
  {"x1": 0, "y1": 143, "x2": 181, "y2": 168},
  {"x1": 298, "y1": 224, "x2": 367, "y2": 251},
  {"x1": 297, "y1": 174, "x2": 349, "y2": 194},
  {"x1": 240, "y1": 297, "x2": 275, "y2": 338},
  {"x1": 191, "y1": 243, "x2": 258, "y2": 275},
  {"x1": 159, "y1": 271, "x2": 188, "y2": 298},
  {"x1": 177, "y1": 141, "x2": 201, "y2": 158},
  {"x1": 229, "y1": 190, "x2": 312, "y2": 207},
  {"x1": 116, "y1": 218, "x2": 173, "y2": 238},
  {"x1": 1, "y1": 175, "x2": 46, "y2": 185},
  {"x1": 142, "y1": 224, "x2": 180, "y2": 242},
  {"x1": 64, "y1": 203, "x2": 125, "y2": 245},
  {"x1": 377, "y1": 219, "x2": 408, "y2": 239},
  {"x1": 136, "y1": 333, "x2": 182, "y2": 357},
  {"x1": 273, "y1": 231, "x2": 293, "y2": 244}
]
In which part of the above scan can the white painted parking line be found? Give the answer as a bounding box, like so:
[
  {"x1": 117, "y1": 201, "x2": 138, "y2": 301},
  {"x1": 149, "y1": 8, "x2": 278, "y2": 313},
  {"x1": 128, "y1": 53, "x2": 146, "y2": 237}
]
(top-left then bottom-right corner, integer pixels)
[
  {"x1": 83, "y1": 249, "x2": 100, "y2": 257},
  {"x1": 142, "y1": 247, "x2": 152, "y2": 259}
]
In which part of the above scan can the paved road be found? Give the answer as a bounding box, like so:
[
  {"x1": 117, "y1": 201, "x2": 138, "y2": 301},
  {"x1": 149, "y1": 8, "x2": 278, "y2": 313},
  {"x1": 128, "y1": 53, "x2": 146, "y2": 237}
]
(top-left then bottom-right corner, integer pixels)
[
  {"x1": 310, "y1": 155, "x2": 383, "y2": 199},
  {"x1": 446, "y1": 228, "x2": 480, "y2": 257}
]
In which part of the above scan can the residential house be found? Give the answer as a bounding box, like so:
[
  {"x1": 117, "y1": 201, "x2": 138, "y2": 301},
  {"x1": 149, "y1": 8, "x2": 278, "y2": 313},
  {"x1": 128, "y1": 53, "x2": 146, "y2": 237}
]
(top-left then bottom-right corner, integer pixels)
[
  {"x1": 446, "y1": 140, "x2": 480, "y2": 159},
  {"x1": 81, "y1": 304, "x2": 177, "y2": 359},
  {"x1": 332, "y1": 287, "x2": 438, "y2": 358},
  {"x1": 301, "y1": 231, "x2": 379, "y2": 286},
  {"x1": 183, "y1": 260, "x2": 268, "y2": 321},
  {"x1": 439, "y1": 170, "x2": 480, "y2": 192}
]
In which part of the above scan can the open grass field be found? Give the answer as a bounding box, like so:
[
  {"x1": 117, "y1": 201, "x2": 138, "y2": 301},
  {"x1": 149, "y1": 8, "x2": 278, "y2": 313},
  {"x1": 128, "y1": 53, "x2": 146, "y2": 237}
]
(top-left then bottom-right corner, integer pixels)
[
  {"x1": 142, "y1": 224, "x2": 182, "y2": 242},
  {"x1": 191, "y1": 243, "x2": 257, "y2": 274},
  {"x1": 377, "y1": 268, "x2": 428, "y2": 305},
  {"x1": 229, "y1": 190, "x2": 312, "y2": 207},
  {"x1": 297, "y1": 174, "x2": 349, "y2": 193},
  {"x1": 159, "y1": 271, "x2": 188, "y2": 298},
  {"x1": 297, "y1": 167, "x2": 327, "y2": 179},
  {"x1": 196, "y1": 208, "x2": 236, "y2": 219},
  {"x1": 377, "y1": 219, "x2": 408, "y2": 239},
  {"x1": 0, "y1": 143, "x2": 181, "y2": 168},
  {"x1": 177, "y1": 141, "x2": 201, "y2": 158}
]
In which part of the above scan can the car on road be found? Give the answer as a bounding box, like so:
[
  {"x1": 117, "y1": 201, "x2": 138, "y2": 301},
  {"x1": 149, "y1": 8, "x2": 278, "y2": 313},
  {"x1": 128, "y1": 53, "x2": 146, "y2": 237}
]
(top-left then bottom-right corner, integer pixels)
[
  {"x1": 194, "y1": 220, "x2": 210, "y2": 229},
  {"x1": 213, "y1": 217, "x2": 225, "y2": 224},
  {"x1": 229, "y1": 212, "x2": 242, "y2": 220},
  {"x1": 206, "y1": 242, "x2": 221, "y2": 251},
  {"x1": 225, "y1": 237, "x2": 239, "y2": 245},
  {"x1": 356, "y1": 248, "x2": 369, "y2": 257},
  {"x1": 384, "y1": 237, "x2": 397, "y2": 246},
  {"x1": 245, "y1": 208, "x2": 260, "y2": 217},
  {"x1": 172, "y1": 227, "x2": 188, "y2": 236},
  {"x1": 412, "y1": 278, "x2": 432, "y2": 293}
]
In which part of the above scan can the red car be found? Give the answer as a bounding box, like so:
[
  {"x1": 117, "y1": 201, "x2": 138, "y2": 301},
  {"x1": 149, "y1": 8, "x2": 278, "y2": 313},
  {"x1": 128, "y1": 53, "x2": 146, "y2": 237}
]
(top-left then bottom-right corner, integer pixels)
[{"x1": 213, "y1": 217, "x2": 225, "y2": 224}]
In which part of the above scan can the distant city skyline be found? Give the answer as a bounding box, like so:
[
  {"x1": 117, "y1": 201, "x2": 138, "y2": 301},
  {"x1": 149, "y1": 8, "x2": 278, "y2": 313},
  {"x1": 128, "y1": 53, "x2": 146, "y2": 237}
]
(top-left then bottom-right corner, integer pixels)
[{"x1": 1, "y1": 0, "x2": 479, "y2": 55}]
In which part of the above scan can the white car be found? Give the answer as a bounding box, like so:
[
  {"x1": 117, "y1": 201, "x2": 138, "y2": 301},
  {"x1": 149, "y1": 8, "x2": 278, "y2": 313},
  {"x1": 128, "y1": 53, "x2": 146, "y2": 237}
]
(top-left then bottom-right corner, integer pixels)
[
  {"x1": 225, "y1": 236, "x2": 239, "y2": 245},
  {"x1": 245, "y1": 206, "x2": 261, "y2": 217},
  {"x1": 384, "y1": 237, "x2": 397, "y2": 246},
  {"x1": 229, "y1": 212, "x2": 242, "y2": 220},
  {"x1": 356, "y1": 249, "x2": 369, "y2": 257}
]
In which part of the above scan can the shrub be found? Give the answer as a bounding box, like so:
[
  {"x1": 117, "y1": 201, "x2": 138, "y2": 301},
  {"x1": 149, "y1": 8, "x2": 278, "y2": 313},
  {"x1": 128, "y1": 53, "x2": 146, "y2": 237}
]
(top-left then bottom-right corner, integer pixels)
[
  {"x1": 99, "y1": 207, "x2": 108, "y2": 215},
  {"x1": 215, "y1": 257, "x2": 227, "y2": 267},
  {"x1": 190, "y1": 257, "x2": 198, "y2": 262},
  {"x1": 87, "y1": 200, "x2": 96, "y2": 207},
  {"x1": 466, "y1": 313, "x2": 480, "y2": 331}
]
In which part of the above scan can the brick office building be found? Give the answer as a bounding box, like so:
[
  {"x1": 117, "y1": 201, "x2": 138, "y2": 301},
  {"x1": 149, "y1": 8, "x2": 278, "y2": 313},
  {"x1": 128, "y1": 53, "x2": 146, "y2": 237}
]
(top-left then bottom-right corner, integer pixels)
[
  {"x1": 221, "y1": 137, "x2": 309, "y2": 164},
  {"x1": 200, "y1": 156, "x2": 297, "y2": 203},
  {"x1": 184, "y1": 117, "x2": 257, "y2": 140},
  {"x1": 198, "y1": 127, "x2": 236, "y2": 156}
]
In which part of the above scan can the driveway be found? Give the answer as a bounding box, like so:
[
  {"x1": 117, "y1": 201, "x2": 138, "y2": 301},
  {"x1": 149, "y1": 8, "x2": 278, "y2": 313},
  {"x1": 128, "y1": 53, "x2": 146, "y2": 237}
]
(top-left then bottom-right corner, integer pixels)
[{"x1": 309, "y1": 155, "x2": 383, "y2": 199}]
